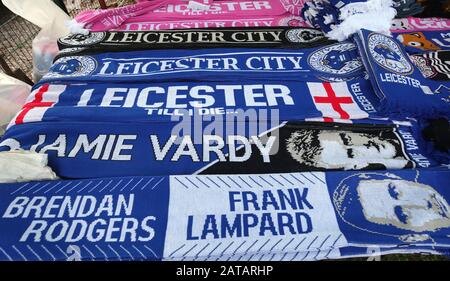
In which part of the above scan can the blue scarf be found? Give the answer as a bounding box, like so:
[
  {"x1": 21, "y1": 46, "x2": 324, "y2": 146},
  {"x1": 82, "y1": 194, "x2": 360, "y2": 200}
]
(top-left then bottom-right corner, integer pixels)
[
  {"x1": 0, "y1": 168, "x2": 448, "y2": 261},
  {"x1": 44, "y1": 47, "x2": 365, "y2": 83},
  {"x1": 0, "y1": 118, "x2": 445, "y2": 178},
  {"x1": 13, "y1": 79, "x2": 379, "y2": 126},
  {"x1": 354, "y1": 29, "x2": 450, "y2": 118}
]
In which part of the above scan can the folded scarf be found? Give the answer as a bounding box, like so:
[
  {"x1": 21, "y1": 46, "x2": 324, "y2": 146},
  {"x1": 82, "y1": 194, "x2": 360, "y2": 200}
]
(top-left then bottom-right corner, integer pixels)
[
  {"x1": 117, "y1": 15, "x2": 308, "y2": 31},
  {"x1": 354, "y1": 29, "x2": 450, "y2": 118},
  {"x1": 57, "y1": 27, "x2": 330, "y2": 56},
  {"x1": 45, "y1": 46, "x2": 364, "y2": 83},
  {"x1": 69, "y1": 0, "x2": 311, "y2": 33},
  {"x1": 1, "y1": 117, "x2": 447, "y2": 178},
  {"x1": 0, "y1": 168, "x2": 448, "y2": 260},
  {"x1": 10, "y1": 79, "x2": 380, "y2": 127}
]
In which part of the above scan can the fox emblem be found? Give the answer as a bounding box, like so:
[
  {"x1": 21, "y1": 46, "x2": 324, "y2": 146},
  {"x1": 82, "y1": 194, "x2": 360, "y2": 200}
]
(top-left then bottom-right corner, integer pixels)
[{"x1": 397, "y1": 32, "x2": 440, "y2": 51}]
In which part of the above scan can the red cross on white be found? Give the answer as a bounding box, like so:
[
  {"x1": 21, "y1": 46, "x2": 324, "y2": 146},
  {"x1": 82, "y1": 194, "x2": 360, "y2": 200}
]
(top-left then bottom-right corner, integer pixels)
[
  {"x1": 306, "y1": 82, "x2": 369, "y2": 122},
  {"x1": 9, "y1": 84, "x2": 66, "y2": 129}
]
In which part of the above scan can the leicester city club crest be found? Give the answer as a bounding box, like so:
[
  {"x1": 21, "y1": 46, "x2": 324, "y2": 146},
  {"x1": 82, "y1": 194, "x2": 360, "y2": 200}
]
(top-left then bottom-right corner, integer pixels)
[
  {"x1": 308, "y1": 43, "x2": 363, "y2": 76},
  {"x1": 59, "y1": 32, "x2": 106, "y2": 46},
  {"x1": 45, "y1": 56, "x2": 97, "y2": 78},
  {"x1": 286, "y1": 28, "x2": 324, "y2": 43},
  {"x1": 368, "y1": 33, "x2": 413, "y2": 75}
]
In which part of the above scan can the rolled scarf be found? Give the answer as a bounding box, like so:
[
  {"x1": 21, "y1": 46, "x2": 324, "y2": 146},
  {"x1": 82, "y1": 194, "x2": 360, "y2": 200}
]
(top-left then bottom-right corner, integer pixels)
[{"x1": 0, "y1": 168, "x2": 448, "y2": 260}]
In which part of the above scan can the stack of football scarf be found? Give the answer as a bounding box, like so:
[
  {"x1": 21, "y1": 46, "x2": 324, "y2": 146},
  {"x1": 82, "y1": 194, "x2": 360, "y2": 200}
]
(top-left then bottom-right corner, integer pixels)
[
  {"x1": 393, "y1": 25, "x2": 450, "y2": 83},
  {"x1": 2, "y1": 31, "x2": 449, "y2": 178},
  {"x1": 390, "y1": 16, "x2": 450, "y2": 99},
  {"x1": 0, "y1": 0, "x2": 449, "y2": 261},
  {"x1": 53, "y1": 32, "x2": 449, "y2": 119},
  {"x1": 0, "y1": 168, "x2": 448, "y2": 261}
]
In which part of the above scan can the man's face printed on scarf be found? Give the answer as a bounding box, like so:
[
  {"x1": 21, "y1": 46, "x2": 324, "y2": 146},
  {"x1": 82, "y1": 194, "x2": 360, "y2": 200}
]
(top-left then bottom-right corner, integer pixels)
[
  {"x1": 357, "y1": 179, "x2": 450, "y2": 232},
  {"x1": 286, "y1": 130, "x2": 410, "y2": 170}
]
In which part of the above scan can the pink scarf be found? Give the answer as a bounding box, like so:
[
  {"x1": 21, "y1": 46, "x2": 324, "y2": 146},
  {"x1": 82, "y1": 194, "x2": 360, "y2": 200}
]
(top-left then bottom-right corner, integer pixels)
[
  {"x1": 391, "y1": 17, "x2": 450, "y2": 32},
  {"x1": 70, "y1": 0, "x2": 178, "y2": 33},
  {"x1": 69, "y1": 0, "x2": 311, "y2": 33}
]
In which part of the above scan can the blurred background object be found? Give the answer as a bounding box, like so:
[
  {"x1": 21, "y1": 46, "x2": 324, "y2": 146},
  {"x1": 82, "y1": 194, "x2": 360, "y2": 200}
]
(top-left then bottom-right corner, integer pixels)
[
  {"x1": 416, "y1": 0, "x2": 450, "y2": 18},
  {"x1": 0, "y1": 73, "x2": 31, "y2": 136},
  {"x1": 0, "y1": 0, "x2": 135, "y2": 84}
]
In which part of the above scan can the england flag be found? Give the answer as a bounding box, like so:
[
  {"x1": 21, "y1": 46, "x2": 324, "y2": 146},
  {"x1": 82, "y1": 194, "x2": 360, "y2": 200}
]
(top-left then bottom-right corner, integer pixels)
[
  {"x1": 306, "y1": 81, "x2": 369, "y2": 122},
  {"x1": 8, "y1": 84, "x2": 66, "y2": 128}
]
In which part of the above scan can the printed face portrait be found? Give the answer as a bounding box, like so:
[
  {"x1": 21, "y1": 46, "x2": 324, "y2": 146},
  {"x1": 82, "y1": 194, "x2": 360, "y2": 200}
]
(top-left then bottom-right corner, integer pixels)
[
  {"x1": 357, "y1": 179, "x2": 450, "y2": 232},
  {"x1": 286, "y1": 129, "x2": 410, "y2": 170}
]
